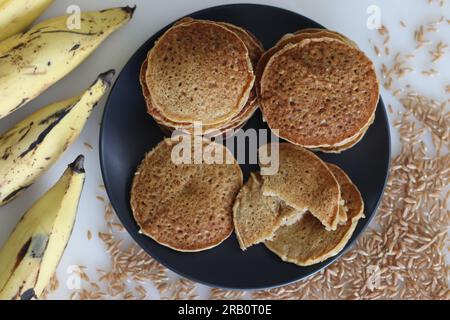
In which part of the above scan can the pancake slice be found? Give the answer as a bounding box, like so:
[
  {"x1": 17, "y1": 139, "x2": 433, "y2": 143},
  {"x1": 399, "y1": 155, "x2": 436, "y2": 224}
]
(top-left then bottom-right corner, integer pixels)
[
  {"x1": 233, "y1": 173, "x2": 280, "y2": 250},
  {"x1": 261, "y1": 143, "x2": 341, "y2": 231},
  {"x1": 264, "y1": 163, "x2": 364, "y2": 266},
  {"x1": 130, "y1": 137, "x2": 243, "y2": 252},
  {"x1": 233, "y1": 173, "x2": 305, "y2": 251},
  {"x1": 262, "y1": 196, "x2": 304, "y2": 226}
]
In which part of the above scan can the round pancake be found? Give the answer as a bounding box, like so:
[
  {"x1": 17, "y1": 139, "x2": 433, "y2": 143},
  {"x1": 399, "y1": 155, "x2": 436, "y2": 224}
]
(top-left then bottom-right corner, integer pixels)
[
  {"x1": 145, "y1": 20, "x2": 254, "y2": 125},
  {"x1": 141, "y1": 58, "x2": 258, "y2": 136},
  {"x1": 130, "y1": 137, "x2": 243, "y2": 252},
  {"x1": 260, "y1": 143, "x2": 341, "y2": 231},
  {"x1": 265, "y1": 163, "x2": 364, "y2": 266},
  {"x1": 255, "y1": 28, "x2": 375, "y2": 153},
  {"x1": 255, "y1": 28, "x2": 372, "y2": 152},
  {"x1": 257, "y1": 29, "x2": 372, "y2": 151},
  {"x1": 259, "y1": 37, "x2": 379, "y2": 148},
  {"x1": 141, "y1": 20, "x2": 263, "y2": 134}
]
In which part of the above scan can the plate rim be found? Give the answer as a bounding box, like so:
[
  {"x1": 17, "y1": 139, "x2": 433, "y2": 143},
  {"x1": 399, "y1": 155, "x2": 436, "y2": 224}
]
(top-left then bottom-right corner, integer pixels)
[{"x1": 99, "y1": 3, "x2": 391, "y2": 290}]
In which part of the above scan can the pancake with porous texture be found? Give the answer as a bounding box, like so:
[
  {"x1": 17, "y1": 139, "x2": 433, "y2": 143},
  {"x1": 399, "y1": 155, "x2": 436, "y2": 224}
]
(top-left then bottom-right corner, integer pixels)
[
  {"x1": 265, "y1": 163, "x2": 364, "y2": 266},
  {"x1": 261, "y1": 143, "x2": 341, "y2": 231},
  {"x1": 255, "y1": 29, "x2": 373, "y2": 151},
  {"x1": 233, "y1": 173, "x2": 304, "y2": 250},
  {"x1": 256, "y1": 29, "x2": 358, "y2": 99},
  {"x1": 233, "y1": 173, "x2": 280, "y2": 250},
  {"x1": 217, "y1": 22, "x2": 264, "y2": 69},
  {"x1": 172, "y1": 18, "x2": 263, "y2": 90},
  {"x1": 145, "y1": 20, "x2": 254, "y2": 125},
  {"x1": 259, "y1": 36, "x2": 379, "y2": 149},
  {"x1": 140, "y1": 58, "x2": 258, "y2": 136},
  {"x1": 140, "y1": 19, "x2": 263, "y2": 135},
  {"x1": 130, "y1": 138, "x2": 243, "y2": 252}
]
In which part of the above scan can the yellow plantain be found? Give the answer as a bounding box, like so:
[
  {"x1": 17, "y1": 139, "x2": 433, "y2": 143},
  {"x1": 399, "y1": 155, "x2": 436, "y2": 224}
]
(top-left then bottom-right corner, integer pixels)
[
  {"x1": 0, "y1": 0, "x2": 54, "y2": 42},
  {"x1": 0, "y1": 70, "x2": 114, "y2": 206},
  {"x1": 0, "y1": 6, "x2": 135, "y2": 119},
  {"x1": 0, "y1": 155, "x2": 85, "y2": 300}
]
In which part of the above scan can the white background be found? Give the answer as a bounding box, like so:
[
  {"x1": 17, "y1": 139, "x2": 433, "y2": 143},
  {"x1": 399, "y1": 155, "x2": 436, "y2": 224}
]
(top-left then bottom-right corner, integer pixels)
[{"x1": 0, "y1": 0, "x2": 448, "y2": 299}]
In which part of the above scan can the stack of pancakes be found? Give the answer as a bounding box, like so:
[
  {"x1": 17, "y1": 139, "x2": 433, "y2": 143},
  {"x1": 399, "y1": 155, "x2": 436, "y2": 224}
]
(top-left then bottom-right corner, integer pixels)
[
  {"x1": 256, "y1": 29, "x2": 379, "y2": 153},
  {"x1": 140, "y1": 18, "x2": 264, "y2": 136},
  {"x1": 130, "y1": 137, "x2": 243, "y2": 252},
  {"x1": 233, "y1": 143, "x2": 364, "y2": 266}
]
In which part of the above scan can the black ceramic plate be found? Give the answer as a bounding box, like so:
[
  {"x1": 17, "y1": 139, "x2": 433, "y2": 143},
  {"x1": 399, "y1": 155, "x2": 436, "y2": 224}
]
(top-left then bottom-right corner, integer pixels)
[{"x1": 100, "y1": 4, "x2": 390, "y2": 290}]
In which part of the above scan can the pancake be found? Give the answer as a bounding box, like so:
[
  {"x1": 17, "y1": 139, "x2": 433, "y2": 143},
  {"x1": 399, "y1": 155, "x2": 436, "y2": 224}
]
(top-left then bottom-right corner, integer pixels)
[
  {"x1": 259, "y1": 37, "x2": 379, "y2": 148},
  {"x1": 233, "y1": 173, "x2": 280, "y2": 250},
  {"x1": 130, "y1": 137, "x2": 243, "y2": 252},
  {"x1": 265, "y1": 163, "x2": 364, "y2": 266},
  {"x1": 260, "y1": 143, "x2": 341, "y2": 231},
  {"x1": 141, "y1": 58, "x2": 258, "y2": 137},
  {"x1": 140, "y1": 19, "x2": 263, "y2": 134},
  {"x1": 256, "y1": 29, "x2": 373, "y2": 151},
  {"x1": 257, "y1": 29, "x2": 372, "y2": 151},
  {"x1": 145, "y1": 20, "x2": 254, "y2": 125},
  {"x1": 233, "y1": 173, "x2": 304, "y2": 250}
]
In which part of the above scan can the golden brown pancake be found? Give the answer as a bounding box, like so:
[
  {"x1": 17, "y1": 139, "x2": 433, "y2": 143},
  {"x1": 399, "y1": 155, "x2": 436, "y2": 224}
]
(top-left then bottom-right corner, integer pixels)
[
  {"x1": 145, "y1": 20, "x2": 254, "y2": 125},
  {"x1": 233, "y1": 173, "x2": 280, "y2": 250},
  {"x1": 261, "y1": 143, "x2": 341, "y2": 231},
  {"x1": 130, "y1": 137, "x2": 243, "y2": 252},
  {"x1": 140, "y1": 58, "x2": 258, "y2": 136},
  {"x1": 265, "y1": 163, "x2": 364, "y2": 266},
  {"x1": 256, "y1": 29, "x2": 373, "y2": 151},
  {"x1": 259, "y1": 37, "x2": 379, "y2": 148},
  {"x1": 233, "y1": 173, "x2": 306, "y2": 250},
  {"x1": 140, "y1": 19, "x2": 263, "y2": 135}
]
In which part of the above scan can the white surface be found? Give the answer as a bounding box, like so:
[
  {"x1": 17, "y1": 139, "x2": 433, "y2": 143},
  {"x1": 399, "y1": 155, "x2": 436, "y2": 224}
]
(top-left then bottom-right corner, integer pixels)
[{"x1": 0, "y1": 0, "x2": 448, "y2": 300}]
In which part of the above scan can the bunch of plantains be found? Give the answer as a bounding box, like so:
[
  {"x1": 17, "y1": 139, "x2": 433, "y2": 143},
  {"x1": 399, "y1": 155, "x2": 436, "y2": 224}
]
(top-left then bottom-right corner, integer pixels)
[{"x1": 0, "y1": 1, "x2": 136, "y2": 299}]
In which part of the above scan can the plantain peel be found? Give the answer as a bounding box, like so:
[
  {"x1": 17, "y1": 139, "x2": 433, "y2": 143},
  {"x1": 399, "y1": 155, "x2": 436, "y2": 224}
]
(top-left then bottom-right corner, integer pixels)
[
  {"x1": 0, "y1": 6, "x2": 134, "y2": 119},
  {"x1": 0, "y1": 155, "x2": 85, "y2": 300},
  {"x1": 0, "y1": 70, "x2": 115, "y2": 206}
]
